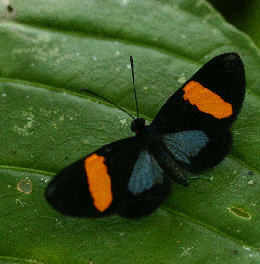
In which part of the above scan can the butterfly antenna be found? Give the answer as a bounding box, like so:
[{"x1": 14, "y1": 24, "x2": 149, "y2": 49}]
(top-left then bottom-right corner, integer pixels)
[
  {"x1": 130, "y1": 56, "x2": 139, "y2": 118},
  {"x1": 80, "y1": 88, "x2": 135, "y2": 120}
]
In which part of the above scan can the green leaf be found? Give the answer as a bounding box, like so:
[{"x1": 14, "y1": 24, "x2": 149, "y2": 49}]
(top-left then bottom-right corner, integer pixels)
[{"x1": 0, "y1": 0, "x2": 259, "y2": 263}]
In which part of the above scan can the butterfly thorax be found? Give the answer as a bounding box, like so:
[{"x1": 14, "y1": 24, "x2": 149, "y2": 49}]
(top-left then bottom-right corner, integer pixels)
[
  {"x1": 131, "y1": 118, "x2": 146, "y2": 134},
  {"x1": 134, "y1": 124, "x2": 189, "y2": 187}
]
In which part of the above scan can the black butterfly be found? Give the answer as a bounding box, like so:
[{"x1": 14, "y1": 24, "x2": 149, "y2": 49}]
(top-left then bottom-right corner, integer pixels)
[{"x1": 45, "y1": 52, "x2": 245, "y2": 218}]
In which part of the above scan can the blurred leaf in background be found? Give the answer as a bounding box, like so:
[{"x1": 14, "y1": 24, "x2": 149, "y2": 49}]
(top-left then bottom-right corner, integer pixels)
[
  {"x1": 209, "y1": 0, "x2": 260, "y2": 47},
  {"x1": 0, "y1": 0, "x2": 259, "y2": 263}
]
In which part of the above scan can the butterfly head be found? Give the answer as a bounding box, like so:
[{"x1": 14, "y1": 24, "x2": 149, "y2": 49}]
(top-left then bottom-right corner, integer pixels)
[{"x1": 131, "y1": 118, "x2": 146, "y2": 134}]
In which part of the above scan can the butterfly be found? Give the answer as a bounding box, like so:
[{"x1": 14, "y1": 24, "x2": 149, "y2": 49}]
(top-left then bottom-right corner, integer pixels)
[{"x1": 45, "y1": 52, "x2": 245, "y2": 218}]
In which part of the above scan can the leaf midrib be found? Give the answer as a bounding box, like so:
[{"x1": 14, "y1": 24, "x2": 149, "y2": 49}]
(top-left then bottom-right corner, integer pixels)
[{"x1": 1, "y1": 77, "x2": 259, "y2": 174}]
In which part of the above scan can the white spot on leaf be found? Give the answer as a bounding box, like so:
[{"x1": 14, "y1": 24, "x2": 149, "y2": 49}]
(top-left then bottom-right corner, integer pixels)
[
  {"x1": 250, "y1": 202, "x2": 256, "y2": 207},
  {"x1": 13, "y1": 110, "x2": 35, "y2": 136},
  {"x1": 248, "y1": 180, "x2": 254, "y2": 185},
  {"x1": 119, "y1": 119, "x2": 127, "y2": 125},
  {"x1": 177, "y1": 75, "x2": 186, "y2": 84},
  {"x1": 243, "y1": 245, "x2": 251, "y2": 251},
  {"x1": 180, "y1": 247, "x2": 193, "y2": 257},
  {"x1": 15, "y1": 198, "x2": 25, "y2": 207}
]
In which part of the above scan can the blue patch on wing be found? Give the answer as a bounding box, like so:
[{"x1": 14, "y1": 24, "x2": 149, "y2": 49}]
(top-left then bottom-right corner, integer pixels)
[
  {"x1": 163, "y1": 130, "x2": 209, "y2": 164},
  {"x1": 128, "y1": 151, "x2": 163, "y2": 195}
]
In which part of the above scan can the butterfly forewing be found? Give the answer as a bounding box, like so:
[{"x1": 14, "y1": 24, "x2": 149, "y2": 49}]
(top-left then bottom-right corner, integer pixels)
[
  {"x1": 45, "y1": 137, "x2": 139, "y2": 217},
  {"x1": 151, "y1": 52, "x2": 245, "y2": 173},
  {"x1": 152, "y1": 53, "x2": 245, "y2": 132}
]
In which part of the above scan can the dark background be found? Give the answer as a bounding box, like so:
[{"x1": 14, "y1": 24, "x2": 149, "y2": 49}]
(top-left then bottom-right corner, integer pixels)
[{"x1": 209, "y1": 0, "x2": 259, "y2": 47}]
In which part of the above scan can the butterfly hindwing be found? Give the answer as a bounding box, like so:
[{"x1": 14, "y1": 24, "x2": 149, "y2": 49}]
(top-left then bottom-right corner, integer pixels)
[
  {"x1": 119, "y1": 176, "x2": 171, "y2": 218},
  {"x1": 163, "y1": 130, "x2": 209, "y2": 165},
  {"x1": 128, "y1": 151, "x2": 163, "y2": 195},
  {"x1": 162, "y1": 129, "x2": 232, "y2": 173},
  {"x1": 152, "y1": 52, "x2": 245, "y2": 133},
  {"x1": 119, "y1": 151, "x2": 171, "y2": 218},
  {"x1": 45, "y1": 137, "x2": 140, "y2": 217},
  {"x1": 186, "y1": 129, "x2": 232, "y2": 172}
]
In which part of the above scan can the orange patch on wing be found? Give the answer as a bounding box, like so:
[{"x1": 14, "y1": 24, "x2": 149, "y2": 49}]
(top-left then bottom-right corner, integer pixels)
[
  {"x1": 84, "y1": 154, "x2": 112, "y2": 212},
  {"x1": 183, "y1": 81, "x2": 233, "y2": 119}
]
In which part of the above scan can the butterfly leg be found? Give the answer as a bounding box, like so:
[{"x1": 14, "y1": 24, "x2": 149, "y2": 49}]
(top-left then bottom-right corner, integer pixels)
[
  {"x1": 163, "y1": 156, "x2": 189, "y2": 186},
  {"x1": 153, "y1": 149, "x2": 189, "y2": 187}
]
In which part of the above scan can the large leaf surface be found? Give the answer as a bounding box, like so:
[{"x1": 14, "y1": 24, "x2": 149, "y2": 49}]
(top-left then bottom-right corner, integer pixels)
[{"x1": 0, "y1": 0, "x2": 259, "y2": 263}]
